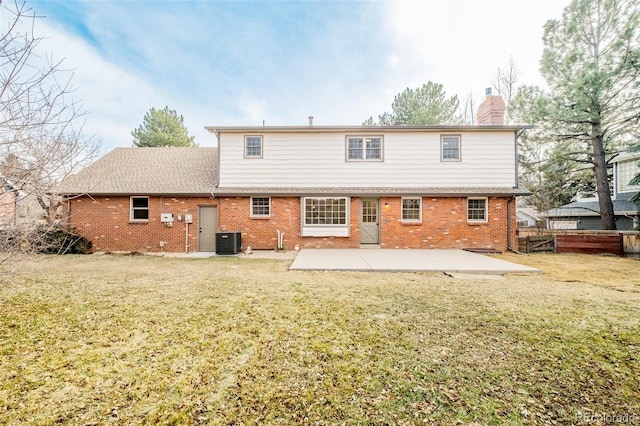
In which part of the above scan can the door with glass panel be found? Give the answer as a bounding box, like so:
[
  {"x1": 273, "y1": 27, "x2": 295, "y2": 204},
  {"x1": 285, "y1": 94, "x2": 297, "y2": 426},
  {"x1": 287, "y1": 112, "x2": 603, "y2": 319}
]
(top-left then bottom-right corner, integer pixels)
[{"x1": 360, "y1": 198, "x2": 379, "y2": 244}]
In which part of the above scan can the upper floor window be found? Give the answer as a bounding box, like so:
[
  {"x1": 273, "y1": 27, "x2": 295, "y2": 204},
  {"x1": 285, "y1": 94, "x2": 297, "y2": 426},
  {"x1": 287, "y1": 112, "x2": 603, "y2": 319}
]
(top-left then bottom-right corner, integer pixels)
[
  {"x1": 467, "y1": 197, "x2": 487, "y2": 222},
  {"x1": 245, "y1": 135, "x2": 263, "y2": 158},
  {"x1": 130, "y1": 196, "x2": 149, "y2": 221},
  {"x1": 251, "y1": 197, "x2": 270, "y2": 217},
  {"x1": 402, "y1": 197, "x2": 422, "y2": 222},
  {"x1": 441, "y1": 135, "x2": 461, "y2": 161},
  {"x1": 617, "y1": 159, "x2": 640, "y2": 193},
  {"x1": 347, "y1": 136, "x2": 383, "y2": 161}
]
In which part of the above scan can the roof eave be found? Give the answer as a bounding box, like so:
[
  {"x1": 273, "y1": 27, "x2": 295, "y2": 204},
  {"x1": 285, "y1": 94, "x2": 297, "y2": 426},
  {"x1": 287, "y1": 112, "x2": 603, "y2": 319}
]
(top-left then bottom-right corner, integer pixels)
[
  {"x1": 212, "y1": 187, "x2": 531, "y2": 197},
  {"x1": 61, "y1": 192, "x2": 215, "y2": 198},
  {"x1": 206, "y1": 124, "x2": 531, "y2": 137}
]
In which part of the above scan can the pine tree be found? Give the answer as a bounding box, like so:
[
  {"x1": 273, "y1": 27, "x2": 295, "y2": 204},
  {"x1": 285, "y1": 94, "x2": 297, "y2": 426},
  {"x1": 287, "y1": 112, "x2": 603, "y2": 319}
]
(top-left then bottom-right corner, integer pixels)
[
  {"x1": 539, "y1": 0, "x2": 640, "y2": 229},
  {"x1": 131, "y1": 107, "x2": 196, "y2": 147}
]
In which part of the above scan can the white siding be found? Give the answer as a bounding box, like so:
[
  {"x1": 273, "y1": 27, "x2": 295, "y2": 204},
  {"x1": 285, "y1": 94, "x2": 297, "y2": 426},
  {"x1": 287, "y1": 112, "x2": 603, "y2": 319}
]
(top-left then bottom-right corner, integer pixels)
[{"x1": 218, "y1": 131, "x2": 517, "y2": 188}]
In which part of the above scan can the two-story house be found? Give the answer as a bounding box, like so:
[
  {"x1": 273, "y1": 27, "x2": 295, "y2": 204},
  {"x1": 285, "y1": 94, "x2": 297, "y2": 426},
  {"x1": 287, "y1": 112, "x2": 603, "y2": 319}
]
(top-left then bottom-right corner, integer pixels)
[
  {"x1": 58, "y1": 94, "x2": 529, "y2": 253},
  {"x1": 547, "y1": 151, "x2": 640, "y2": 230},
  {"x1": 207, "y1": 124, "x2": 528, "y2": 251}
]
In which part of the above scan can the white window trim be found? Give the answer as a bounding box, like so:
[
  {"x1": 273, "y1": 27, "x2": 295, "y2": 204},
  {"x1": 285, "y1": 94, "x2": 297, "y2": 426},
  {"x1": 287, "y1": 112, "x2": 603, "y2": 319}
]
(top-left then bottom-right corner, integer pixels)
[
  {"x1": 467, "y1": 197, "x2": 488, "y2": 223},
  {"x1": 301, "y1": 197, "x2": 350, "y2": 237},
  {"x1": 244, "y1": 135, "x2": 263, "y2": 159},
  {"x1": 441, "y1": 134, "x2": 461, "y2": 162},
  {"x1": 345, "y1": 136, "x2": 384, "y2": 162},
  {"x1": 616, "y1": 159, "x2": 640, "y2": 194},
  {"x1": 130, "y1": 196, "x2": 149, "y2": 222},
  {"x1": 401, "y1": 197, "x2": 422, "y2": 223},
  {"x1": 250, "y1": 196, "x2": 271, "y2": 218}
]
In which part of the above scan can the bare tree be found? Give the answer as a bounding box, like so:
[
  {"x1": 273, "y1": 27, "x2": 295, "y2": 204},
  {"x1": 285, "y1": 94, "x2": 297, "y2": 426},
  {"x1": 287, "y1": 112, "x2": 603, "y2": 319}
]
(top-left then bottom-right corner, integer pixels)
[
  {"x1": 0, "y1": 0, "x2": 98, "y2": 265},
  {"x1": 492, "y1": 57, "x2": 521, "y2": 124},
  {"x1": 459, "y1": 90, "x2": 478, "y2": 125}
]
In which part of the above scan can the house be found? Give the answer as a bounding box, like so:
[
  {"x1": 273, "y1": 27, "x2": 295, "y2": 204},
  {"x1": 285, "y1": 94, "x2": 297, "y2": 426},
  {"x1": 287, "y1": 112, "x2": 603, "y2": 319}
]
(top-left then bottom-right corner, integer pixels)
[
  {"x1": 0, "y1": 178, "x2": 42, "y2": 229},
  {"x1": 546, "y1": 151, "x2": 640, "y2": 230},
  {"x1": 0, "y1": 180, "x2": 18, "y2": 227},
  {"x1": 516, "y1": 206, "x2": 543, "y2": 228},
  {"x1": 58, "y1": 95, "x2": 529, "y2": 253}
]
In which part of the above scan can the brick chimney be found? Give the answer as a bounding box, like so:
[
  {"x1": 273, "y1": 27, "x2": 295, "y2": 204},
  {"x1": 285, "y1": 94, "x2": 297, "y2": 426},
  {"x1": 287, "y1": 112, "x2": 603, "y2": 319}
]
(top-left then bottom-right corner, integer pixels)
[{"x1": 477, "y1": 87, "x2": 505, "y2": 125}]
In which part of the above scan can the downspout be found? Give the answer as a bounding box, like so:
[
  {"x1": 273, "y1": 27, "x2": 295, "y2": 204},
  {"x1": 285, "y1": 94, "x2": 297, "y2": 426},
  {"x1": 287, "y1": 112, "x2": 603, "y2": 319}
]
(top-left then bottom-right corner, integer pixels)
[
  {"x1": 514, "y1": 129, "x2": 524, "y2": 188},
  {"x1": 66, "y1": 198, "x2": 71, "y2": 232},
  {"x1": 185, "y1": 220, "x2": 189, "y2": 253},
  {"x1": 507, "y1": 196, "x2": 513, "y2": 252}
]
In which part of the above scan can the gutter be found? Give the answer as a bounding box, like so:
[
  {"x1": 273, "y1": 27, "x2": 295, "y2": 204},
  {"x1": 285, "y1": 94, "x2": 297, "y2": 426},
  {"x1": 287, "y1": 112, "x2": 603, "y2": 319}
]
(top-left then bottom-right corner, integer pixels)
[{"x1": 205, "y1": 124, "x2": 530, "y2": 135}]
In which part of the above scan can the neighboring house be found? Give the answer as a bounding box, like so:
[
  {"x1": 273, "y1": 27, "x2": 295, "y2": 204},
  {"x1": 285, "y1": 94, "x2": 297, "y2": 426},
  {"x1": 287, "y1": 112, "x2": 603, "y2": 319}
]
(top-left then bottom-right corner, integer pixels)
[
  {"x1": 58, "y1": 95, "x2": 530, "y2": 253},
  {"x1": 546, "y1": 151, "x2": 640, "y2": 230},
  {"x1": 0, "y1": 180, "x2": 17, "y2": 227},
  {"x1": 0, "y1": 178, "x2": 42, "y2": 228},
  {"x1": 516, "y1": 206, "x2": 542, "y2": 228}
]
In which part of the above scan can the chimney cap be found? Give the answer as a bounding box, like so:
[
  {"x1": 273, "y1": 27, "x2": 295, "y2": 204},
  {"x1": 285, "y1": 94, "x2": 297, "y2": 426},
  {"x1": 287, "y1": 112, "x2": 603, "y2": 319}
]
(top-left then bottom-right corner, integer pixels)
[
  {"x1": 485, "y1": 87, "x2": 492, "y2": 96},
  {"x1": 308, "y1": 115, "x2": 314, "y2": 126}
]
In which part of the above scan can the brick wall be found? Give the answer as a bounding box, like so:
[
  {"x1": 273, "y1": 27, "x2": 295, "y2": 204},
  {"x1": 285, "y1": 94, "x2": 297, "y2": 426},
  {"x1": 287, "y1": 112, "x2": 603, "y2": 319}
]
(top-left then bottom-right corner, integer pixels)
[
  {"x1": 379, "y1": 197, "x2": 515, "y2": 250},
  {"x1": 219, "y1": 196, "x2": 516, "y2": 251},
  {"x1": 67, "y1": 195, "x2": 217, "y2": 252},
  {"x1": 68, "y1": 195, "x2": 517, "y2": 252},
  {"x1": 218, "y1": 196, "x2": 360, "y2": 249},
  {"x1": 0, "y1": 189, "x2": 16, "y2": 227}
]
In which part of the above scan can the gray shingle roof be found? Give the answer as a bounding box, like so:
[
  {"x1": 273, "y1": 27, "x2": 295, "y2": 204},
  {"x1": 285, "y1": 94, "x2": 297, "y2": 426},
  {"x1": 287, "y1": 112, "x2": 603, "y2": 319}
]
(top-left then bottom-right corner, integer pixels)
[
  {"x1": 547, "y1": 199, "x2": 639, "y2": 217},
  {"x1": 57, "y1": 147, "x2": 218, "y2": 195}
]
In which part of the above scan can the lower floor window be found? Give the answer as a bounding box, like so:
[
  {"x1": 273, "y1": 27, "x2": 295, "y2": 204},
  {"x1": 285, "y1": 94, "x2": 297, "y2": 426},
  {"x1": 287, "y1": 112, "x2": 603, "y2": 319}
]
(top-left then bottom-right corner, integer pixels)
[
  {"x1": 130, "y1": 196, "x2": 149, "y2": 221},
  {"x1": 304, "y1": 197, "x2": 347, "y2": 225},
  {"x1": 467, "y1": 198, "x2": 487, "y2": 222},
  {"x1": 251, "y1": 197, "x2": 270, "y2": 217},
  {"x1": 402, "y1": 197, "x2": 422, "y2": 222}
]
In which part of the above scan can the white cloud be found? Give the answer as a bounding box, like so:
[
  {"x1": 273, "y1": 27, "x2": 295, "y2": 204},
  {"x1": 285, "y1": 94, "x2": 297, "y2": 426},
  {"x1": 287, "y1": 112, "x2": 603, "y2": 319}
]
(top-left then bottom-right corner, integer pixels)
[
  {"x1": 36, "y1": 18, "x2": 223, "y2": 150},
  {"x1": 19, "y1": 0, "x2": 571, "y2": 153},
  {"x1": 384, "y1": 0, "x2": 569, "y2": 101}
]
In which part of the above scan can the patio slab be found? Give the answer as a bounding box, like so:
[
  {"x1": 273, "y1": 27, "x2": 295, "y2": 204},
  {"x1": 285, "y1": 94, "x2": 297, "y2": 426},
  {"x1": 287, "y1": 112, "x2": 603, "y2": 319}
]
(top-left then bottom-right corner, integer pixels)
[{"x1": 289, "y1": 249, "x2": 541, "y2": 275}]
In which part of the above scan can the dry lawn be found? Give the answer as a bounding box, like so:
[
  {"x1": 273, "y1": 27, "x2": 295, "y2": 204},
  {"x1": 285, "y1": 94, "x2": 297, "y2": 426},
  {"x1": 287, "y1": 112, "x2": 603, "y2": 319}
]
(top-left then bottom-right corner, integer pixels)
[{"x1": 0, "y1": 252, "x2": 639, "y2": 425}]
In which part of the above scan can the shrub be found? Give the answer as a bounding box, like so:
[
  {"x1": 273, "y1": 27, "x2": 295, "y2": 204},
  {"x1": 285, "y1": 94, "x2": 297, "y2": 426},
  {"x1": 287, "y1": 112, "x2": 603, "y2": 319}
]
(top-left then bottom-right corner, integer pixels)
[{"x1": 26, "y1": 227, "x2": 92, "y2": 254}]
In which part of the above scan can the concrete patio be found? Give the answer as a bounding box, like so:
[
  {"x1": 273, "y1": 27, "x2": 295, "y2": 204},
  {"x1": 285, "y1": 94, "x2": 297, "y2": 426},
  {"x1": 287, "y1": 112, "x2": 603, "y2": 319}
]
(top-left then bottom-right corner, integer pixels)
[{"x1": 289, "y1": 249, "x2": 541, "y2": 275}]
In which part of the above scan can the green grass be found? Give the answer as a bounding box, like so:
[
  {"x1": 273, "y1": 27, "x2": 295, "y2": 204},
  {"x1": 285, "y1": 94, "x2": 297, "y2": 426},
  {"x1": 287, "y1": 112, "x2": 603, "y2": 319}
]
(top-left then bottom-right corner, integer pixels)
[{"x1": 1, "y1": 253, "x2": 639, "y2": 424}]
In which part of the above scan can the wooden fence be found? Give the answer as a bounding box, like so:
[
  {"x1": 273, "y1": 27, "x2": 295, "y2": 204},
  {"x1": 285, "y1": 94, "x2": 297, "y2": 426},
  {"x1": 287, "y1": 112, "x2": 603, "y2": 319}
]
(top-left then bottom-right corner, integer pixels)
[
  {"x1": 518, "y1": 235, "x2": 555, "y2": 253},
  {"x1": 517, "y1": 230, "x2": 640, "y2": 256}
]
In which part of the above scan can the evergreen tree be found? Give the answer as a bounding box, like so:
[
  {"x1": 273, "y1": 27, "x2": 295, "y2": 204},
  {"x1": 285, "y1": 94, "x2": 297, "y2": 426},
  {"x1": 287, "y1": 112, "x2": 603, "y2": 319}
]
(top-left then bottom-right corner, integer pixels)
[
  {"x1": 364, "y1": 82, "x2": 460, "y2": 125},
  {"x1": 628, "y1": 144, "x2": 640, "y2": 207},
  {"x1": 511, "y1": 85, "x2": 595, "y2": 214},
  {"x1": 539, "y1": 0, "x2": 640, "y2": 229},
  {"x1": 131, "y1": 107, "x2": 196, "y2": 147}
]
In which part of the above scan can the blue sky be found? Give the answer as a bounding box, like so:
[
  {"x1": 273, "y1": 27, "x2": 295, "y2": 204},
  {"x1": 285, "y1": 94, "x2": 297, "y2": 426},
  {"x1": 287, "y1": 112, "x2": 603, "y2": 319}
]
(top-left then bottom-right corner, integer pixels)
[{"x1": 21, "y1": 0, "x2": 568, "y2": 152}]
